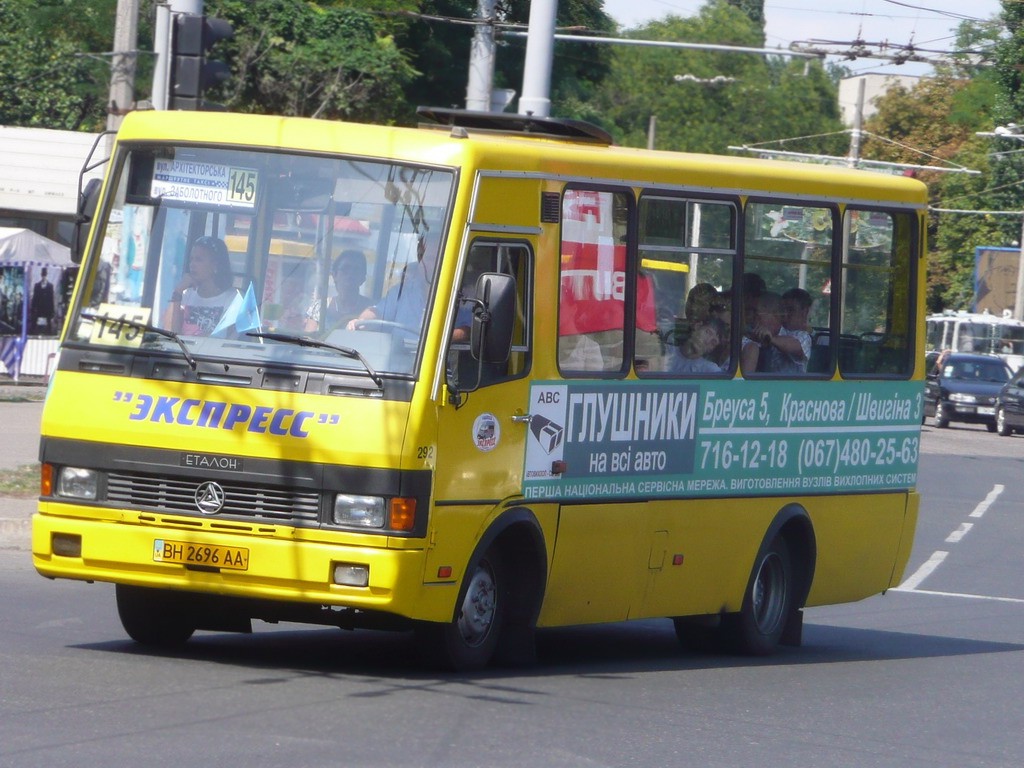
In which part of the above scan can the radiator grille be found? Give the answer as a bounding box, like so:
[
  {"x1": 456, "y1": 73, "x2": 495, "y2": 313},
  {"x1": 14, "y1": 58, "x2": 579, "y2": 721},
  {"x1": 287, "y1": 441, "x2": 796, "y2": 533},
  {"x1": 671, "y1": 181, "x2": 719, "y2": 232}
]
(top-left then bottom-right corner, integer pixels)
[{"x1": 106, "y1": 471, "x2": 321, "y2": 526}]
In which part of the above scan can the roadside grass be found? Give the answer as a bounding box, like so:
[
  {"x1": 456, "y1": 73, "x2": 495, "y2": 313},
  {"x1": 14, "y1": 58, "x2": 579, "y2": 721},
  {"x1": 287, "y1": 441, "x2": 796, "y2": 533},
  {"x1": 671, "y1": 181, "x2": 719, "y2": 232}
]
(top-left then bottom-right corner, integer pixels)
[{"x1": 0, "y1": 464, "x2": 39, "y2": 497}]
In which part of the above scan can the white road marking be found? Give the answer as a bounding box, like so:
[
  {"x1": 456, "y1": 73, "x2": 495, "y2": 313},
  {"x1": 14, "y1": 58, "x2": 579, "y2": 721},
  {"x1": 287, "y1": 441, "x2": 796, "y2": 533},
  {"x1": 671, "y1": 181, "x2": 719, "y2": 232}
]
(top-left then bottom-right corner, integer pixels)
[
  {"x1": 969, "y1": 484, "x2": 1004, "y2": 518},
  {"x1": 945, "y1": 522, "x2": 973, "y2": 543},
  {"x1": 890, "y1": 587, "x2": 1024, "y2": 605},
  {"x1": 899, "y1": 483, "x2": 1006, "y2": 592},
  {"x1": 898, "y1": 550, "x2": 948, "y2": 591}
]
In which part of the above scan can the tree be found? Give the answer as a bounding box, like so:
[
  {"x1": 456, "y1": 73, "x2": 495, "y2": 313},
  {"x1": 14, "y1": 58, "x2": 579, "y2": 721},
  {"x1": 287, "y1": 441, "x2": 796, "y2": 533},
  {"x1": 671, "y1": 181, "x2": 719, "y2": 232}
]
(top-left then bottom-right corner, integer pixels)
[
  {"x1": 593, "y1": 1, "x2": 844, "y2": 153},
  {"x1": 0, "y1": 0, "x2": 112, "y2": 130},
  {"x1": 393, "y1": 0, "x2": 615, "y2": 121},
  {"x1": 207, "y1": 0, "x2": 416, "y2": 123},
  {"x1": 862, "y1": 13, "x2": 1004, "y2": 311}
]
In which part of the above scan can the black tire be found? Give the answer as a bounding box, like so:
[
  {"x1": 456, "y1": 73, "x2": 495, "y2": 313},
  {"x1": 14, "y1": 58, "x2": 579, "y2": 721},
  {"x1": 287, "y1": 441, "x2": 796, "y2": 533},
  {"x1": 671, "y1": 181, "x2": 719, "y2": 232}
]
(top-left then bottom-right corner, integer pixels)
[
  {"x1": 115, "y1": 584, "x2": 196, "y2": 647},
  {"x1": 721, "y1": 537, "x2": 793, "y2": 656},
  {"x1": 934, "y1": 401, "x2": 950, "y2": 428},
  {"x1": 996, "y1": 408, "x2": 1013, "y2": 437},
  {"x1": 417, "y1": 549, "x2": 505, "y2": 671}
]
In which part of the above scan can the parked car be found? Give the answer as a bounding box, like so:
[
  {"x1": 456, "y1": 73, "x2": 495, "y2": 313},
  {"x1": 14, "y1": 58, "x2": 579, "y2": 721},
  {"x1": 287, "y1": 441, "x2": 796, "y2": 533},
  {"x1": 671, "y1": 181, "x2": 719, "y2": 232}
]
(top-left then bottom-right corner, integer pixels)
[
  {"x1": 995, "y1": 367, "x2": 1024, "y2": 436},
  {"x1": 924, "y1": 352, "x2": 1013, "y2": 431}
]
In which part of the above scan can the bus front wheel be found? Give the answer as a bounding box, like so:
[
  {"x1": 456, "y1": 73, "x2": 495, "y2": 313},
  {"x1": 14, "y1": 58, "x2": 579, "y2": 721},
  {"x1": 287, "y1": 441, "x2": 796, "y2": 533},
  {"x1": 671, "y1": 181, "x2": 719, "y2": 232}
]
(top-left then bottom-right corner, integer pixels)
[
  {"x1": 722, "y1": 537, "x2": 793, "y2": 656},
  {"x1": 116, "y1": 584, "x2": 196, "y2": 646},
  {"x1": 417, "y1": 549, "x2": 505, "y2": 671}
]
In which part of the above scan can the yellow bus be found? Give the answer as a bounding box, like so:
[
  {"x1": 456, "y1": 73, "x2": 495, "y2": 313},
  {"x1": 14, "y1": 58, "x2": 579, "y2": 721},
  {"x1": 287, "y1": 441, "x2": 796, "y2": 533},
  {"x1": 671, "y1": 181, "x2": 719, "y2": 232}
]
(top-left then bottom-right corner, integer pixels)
[{"x1": 33, "y1": 108, "x2": 925, "y2": 669}]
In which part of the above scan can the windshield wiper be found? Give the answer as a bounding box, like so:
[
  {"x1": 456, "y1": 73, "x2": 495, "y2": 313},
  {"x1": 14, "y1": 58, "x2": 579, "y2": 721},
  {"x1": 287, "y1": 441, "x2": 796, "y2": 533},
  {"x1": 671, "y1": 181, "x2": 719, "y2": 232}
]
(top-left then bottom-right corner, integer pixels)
[
  {"x1": 81, "y1": 310, "x2": 198, "y2": 370},
  {"x1": 245, "y1": 332, "x2": 385, "y2": 390}
]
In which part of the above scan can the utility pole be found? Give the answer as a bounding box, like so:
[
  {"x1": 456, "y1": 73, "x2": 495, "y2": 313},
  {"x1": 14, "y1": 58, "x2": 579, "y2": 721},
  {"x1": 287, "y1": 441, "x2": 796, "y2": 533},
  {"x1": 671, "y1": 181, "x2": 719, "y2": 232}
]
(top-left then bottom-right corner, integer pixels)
[
  {"x1": 107, "y1": 0, "x2": 139, "y2": 134},
  {"x1": 518, "y1": 0, "x2": 557, "y2": 117},
  {"x1": 847, "y1": 78, "x2": 865, "y2": 167},
  {"x1": 465, "y1": 0, "x2": 497, "y2": 111}
]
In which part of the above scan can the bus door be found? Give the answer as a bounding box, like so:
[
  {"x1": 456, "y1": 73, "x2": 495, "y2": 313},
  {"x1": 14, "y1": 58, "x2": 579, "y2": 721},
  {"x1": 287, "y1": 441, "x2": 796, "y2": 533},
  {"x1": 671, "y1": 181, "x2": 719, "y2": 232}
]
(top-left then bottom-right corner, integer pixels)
[{"x1": 432, "y1": 237, "x2": 534, "y2": 505}]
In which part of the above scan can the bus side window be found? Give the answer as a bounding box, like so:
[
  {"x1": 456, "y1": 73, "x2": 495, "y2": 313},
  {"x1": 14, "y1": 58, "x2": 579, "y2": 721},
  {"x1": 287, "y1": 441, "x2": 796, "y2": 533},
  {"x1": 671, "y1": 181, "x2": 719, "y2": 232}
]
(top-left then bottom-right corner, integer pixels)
[
  {"x1": 839, "y1": 209, "x2": 914, "y2": 378},
  {"x1": 636, "y1": 194, "x2": 737, "y2": 377},
  {"x1": 557, "y1": 188, "x2": 630, "y2": 375}
]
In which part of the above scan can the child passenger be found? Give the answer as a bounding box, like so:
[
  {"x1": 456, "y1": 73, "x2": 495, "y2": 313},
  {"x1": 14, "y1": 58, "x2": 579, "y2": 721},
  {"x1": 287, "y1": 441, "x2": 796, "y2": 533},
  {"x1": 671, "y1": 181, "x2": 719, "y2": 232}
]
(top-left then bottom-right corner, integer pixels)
[{"x1": 669, "y1": 321, "x2": 722, "y2": 374}]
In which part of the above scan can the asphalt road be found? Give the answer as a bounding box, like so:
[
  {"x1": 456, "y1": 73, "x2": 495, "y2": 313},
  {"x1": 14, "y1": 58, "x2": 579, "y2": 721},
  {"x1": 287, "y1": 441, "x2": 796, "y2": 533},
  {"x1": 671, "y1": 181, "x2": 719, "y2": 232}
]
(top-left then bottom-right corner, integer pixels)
[{"x1": 3, "y1": 399, "x2": 1024, "y2": 766}]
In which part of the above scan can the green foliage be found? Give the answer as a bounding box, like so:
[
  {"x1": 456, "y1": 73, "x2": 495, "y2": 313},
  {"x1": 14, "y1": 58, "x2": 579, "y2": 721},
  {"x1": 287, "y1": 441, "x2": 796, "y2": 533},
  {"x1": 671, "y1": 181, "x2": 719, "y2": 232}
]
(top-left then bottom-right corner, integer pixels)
[
  {"x1": 394, "y1": 0, "x2": 614, "y2": 122},
  {"x1": 207, "y1": 0, "x2": 416, "y2": 122},
  {"x1": 0, "y1": 0, "x2": 108, "y2": 129},
  {"x1": 861, "y1": 11, "x2": 1012, "y2": 313},
  {"x1": 594, "y1": 2, "x2": 844, "y2": 154}
]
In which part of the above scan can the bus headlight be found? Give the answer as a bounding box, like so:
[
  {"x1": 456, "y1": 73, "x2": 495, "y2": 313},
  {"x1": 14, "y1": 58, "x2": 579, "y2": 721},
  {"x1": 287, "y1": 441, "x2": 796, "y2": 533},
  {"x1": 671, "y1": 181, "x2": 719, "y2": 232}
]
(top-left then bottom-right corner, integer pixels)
[
  {"x1": 332, "y1": 494, "x2": 386, "y2": 528},
  {"x1": 57, "y1": 467, "x2": 99, "y2": 500}
]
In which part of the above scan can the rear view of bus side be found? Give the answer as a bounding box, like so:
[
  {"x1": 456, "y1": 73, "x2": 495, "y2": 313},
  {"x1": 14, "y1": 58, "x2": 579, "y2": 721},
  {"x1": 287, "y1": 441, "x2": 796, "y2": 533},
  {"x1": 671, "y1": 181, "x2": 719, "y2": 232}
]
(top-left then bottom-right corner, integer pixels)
[{"x1": 32, "y1": 108, "x2": 926, "y2": 670}]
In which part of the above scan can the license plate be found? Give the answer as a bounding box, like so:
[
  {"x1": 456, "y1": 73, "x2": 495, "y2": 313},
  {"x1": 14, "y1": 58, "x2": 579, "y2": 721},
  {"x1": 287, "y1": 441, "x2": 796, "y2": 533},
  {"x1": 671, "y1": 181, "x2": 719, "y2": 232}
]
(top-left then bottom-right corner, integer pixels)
[
  {"x1": 153, "y1": 539, "x2": 249, "y2": 570},
  {"x1": 977, "y1": 406, "x2": 995, "y2": 415}
]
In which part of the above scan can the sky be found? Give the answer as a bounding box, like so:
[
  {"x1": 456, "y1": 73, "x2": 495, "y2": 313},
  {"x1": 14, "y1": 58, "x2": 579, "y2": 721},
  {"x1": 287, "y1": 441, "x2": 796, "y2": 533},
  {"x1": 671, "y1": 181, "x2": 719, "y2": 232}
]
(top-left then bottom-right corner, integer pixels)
[{"x1": 599, "y1": 0, "x2": 1005, "y2": 76}]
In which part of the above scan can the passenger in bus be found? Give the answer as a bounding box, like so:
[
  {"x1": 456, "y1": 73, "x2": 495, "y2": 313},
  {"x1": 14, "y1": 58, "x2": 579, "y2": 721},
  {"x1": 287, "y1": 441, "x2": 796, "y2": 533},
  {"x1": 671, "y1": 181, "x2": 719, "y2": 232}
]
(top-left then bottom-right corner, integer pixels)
[
  {"x1": 163, "y1": 235, "x2": 239, "y2": 336},
  {"x1": 307, "y1": 250, "x2": 371, "y2": 333},
  {"x1": 781, "y1": 287, "x2": 813, "y2": 356},
  {"x1": 668, "y1": 320, "x2": 722, "y2": 374},
  {"x1": 740, "y1": 291, "x2": 811, "y2": 375},
  {"x1": 266, "y1": 271, "x2": 310, "y2": 334},
  {"x1": 740, "y1": 271, "x2": 766, "y2": 332},
  {"x1": 349, "y1": 231, "x2": 439, "y2": 333},
  {"x1": 669, "y1": 283, "x2": 729, "y2": 369},
  {"x1": 710, "y1": 296, "x2": 732, "y2": 369}
]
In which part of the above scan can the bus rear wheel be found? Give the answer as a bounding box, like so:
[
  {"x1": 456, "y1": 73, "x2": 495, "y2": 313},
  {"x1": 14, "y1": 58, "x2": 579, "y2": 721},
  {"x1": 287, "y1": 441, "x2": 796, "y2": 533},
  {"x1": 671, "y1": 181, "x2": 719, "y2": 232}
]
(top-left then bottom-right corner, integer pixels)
[
  {"x1": 722, "y1": 537, "x2": 793, "y2": 656},
  {"x1": 115, "y1": 584, "x2": 196, "y2": 646},
  {"x1": 417, "y1": 549, "x2": 505, "y2": 671}
]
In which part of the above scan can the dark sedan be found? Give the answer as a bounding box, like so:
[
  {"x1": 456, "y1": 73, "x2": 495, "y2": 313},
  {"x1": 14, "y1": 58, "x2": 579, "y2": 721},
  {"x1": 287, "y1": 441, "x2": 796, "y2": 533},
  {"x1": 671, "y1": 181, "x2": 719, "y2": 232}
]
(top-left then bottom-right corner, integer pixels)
[
  {"x1": 996, "y1": 367, "x2": 1024, "y2": 436},
  {"x1": 924, "y1": 352, "x2": 1013, "y2": 431}
]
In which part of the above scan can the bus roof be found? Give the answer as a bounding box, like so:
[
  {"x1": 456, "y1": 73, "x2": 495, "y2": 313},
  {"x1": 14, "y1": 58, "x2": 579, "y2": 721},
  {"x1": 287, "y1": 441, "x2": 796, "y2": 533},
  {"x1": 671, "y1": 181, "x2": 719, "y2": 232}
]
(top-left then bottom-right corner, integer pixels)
[{"x1": 114, "y1": 110, "x2": 929, "y2": 207}]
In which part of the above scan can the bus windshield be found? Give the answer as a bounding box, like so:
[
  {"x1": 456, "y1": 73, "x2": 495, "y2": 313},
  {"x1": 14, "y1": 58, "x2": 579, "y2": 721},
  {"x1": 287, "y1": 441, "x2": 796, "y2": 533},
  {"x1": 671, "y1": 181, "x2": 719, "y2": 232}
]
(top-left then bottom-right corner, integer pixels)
[{"x1": 68, "y1": 145, "x2": 455, "y2": 378}]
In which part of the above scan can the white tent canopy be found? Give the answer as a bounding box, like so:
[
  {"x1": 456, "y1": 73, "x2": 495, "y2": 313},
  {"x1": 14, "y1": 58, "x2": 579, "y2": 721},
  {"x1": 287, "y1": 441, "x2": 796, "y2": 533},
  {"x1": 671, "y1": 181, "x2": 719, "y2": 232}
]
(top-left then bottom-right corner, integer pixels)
[{"x1": 0, "y1": 227, "x2": 72, "y2": 266}]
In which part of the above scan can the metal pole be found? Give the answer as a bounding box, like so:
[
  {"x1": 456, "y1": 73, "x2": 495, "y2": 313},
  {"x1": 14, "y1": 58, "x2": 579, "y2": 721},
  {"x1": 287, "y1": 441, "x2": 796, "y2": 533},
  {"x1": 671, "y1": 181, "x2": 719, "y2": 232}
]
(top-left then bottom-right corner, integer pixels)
[
  {"x1": 465, "y1": 0, "x2": 496, "y2": 111},
  {"x1": 848, "y1": 78, "x2": 865, "y2": 168},
  {"x1": 1015, "y1": 216, "x2": 1024, "y2": 320},
  {"x1": 107, "y1": 0, "x2": 139, "y2": 134},
  {"x1": 647, "y1": 115, "x2": 656, "y2": 150},
  {"x1": 153, "y1": 0, "x2": 203, "y2": 111},
  {"x1": 518, "y1": 0, "x2": 558, "y2": 117}
]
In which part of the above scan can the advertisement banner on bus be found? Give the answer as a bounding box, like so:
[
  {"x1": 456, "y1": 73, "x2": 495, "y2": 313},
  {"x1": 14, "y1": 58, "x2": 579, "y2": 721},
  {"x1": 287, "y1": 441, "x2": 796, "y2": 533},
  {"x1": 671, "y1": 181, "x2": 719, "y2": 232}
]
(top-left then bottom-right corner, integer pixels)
[{"x1": 522, "y1": 379, "x2": 922, "y2": 500}]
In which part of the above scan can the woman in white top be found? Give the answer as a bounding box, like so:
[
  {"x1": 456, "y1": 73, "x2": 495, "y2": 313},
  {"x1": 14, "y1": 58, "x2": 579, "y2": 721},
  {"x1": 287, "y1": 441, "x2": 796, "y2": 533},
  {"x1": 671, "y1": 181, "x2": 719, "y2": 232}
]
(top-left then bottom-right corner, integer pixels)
[{"x1": 163, "y1": 236, "x2": 238, "y2": 336}]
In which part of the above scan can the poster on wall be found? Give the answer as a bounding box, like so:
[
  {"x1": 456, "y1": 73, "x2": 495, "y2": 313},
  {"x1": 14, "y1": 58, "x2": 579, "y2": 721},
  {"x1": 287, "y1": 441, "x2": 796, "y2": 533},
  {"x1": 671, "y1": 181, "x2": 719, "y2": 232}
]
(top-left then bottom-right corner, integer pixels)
[
  {"x1": 975, "y1": 246, "x2": 1019, "y2": 316},
  {"x1": 0, "y1": 265, "x2": 26, "y2": 336}
]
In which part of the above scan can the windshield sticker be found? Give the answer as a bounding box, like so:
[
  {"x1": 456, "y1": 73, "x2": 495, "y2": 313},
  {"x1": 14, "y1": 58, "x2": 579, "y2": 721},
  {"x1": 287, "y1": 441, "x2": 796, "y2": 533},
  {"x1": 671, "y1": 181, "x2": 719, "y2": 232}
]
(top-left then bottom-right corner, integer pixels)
[
  {"x1": 522, "y1": 379, "x2": 922, "y2": 501},
  {"x1": 87, "y1": 303, "x2": 152, "y2": 347},
  {"x1": 151, "y1": 160, "x2": 258, "y2": 209},
  {"x1": 472, "y1": 413, "x2": 500, "y2": 452}
]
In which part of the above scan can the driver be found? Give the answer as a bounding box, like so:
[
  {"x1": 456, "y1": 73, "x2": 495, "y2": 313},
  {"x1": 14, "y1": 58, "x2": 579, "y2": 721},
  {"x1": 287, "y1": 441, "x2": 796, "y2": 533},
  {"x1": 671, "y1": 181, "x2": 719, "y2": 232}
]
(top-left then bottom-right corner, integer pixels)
[{"x1": 348, "y1": 230, "x2": 440, "y2": 332}]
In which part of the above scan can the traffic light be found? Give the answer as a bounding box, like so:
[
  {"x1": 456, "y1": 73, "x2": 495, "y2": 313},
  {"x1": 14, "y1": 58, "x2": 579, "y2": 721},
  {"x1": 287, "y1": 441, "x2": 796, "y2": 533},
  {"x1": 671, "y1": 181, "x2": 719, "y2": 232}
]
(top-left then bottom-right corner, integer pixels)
[{"x1": 169, "y1": 13, "x2": 234, "y2": 111}]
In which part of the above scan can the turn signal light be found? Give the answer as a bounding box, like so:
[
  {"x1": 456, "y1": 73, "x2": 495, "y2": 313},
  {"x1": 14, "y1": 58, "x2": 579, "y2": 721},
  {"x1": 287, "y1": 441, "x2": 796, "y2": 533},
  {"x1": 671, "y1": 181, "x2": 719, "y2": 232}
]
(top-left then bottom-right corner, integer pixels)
[
  {"x1": 389, "y1": 498, "x2": 416, "y2": 531},
  {"x1": 40, "y1": 463, "x2": 53, "y2": 496}
]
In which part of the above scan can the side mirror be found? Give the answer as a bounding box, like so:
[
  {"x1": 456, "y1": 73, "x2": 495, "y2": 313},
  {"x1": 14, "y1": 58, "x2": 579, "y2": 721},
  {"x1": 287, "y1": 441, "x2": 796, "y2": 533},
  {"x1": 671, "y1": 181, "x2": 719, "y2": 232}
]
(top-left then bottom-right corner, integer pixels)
[
  {"x1": 70, "y1": 178, "x2": 102, "y2": 264},
  {"x1": 470, "y1": 272, "x2": 515, "y2": 364}
]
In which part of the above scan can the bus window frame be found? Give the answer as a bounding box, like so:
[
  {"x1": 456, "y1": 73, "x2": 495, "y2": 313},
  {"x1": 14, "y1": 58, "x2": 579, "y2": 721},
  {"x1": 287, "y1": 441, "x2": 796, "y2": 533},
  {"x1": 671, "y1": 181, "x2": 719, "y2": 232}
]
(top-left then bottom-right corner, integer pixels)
[{"x1": 557, "y1": 183, "x2": 637, "y2": 379}]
